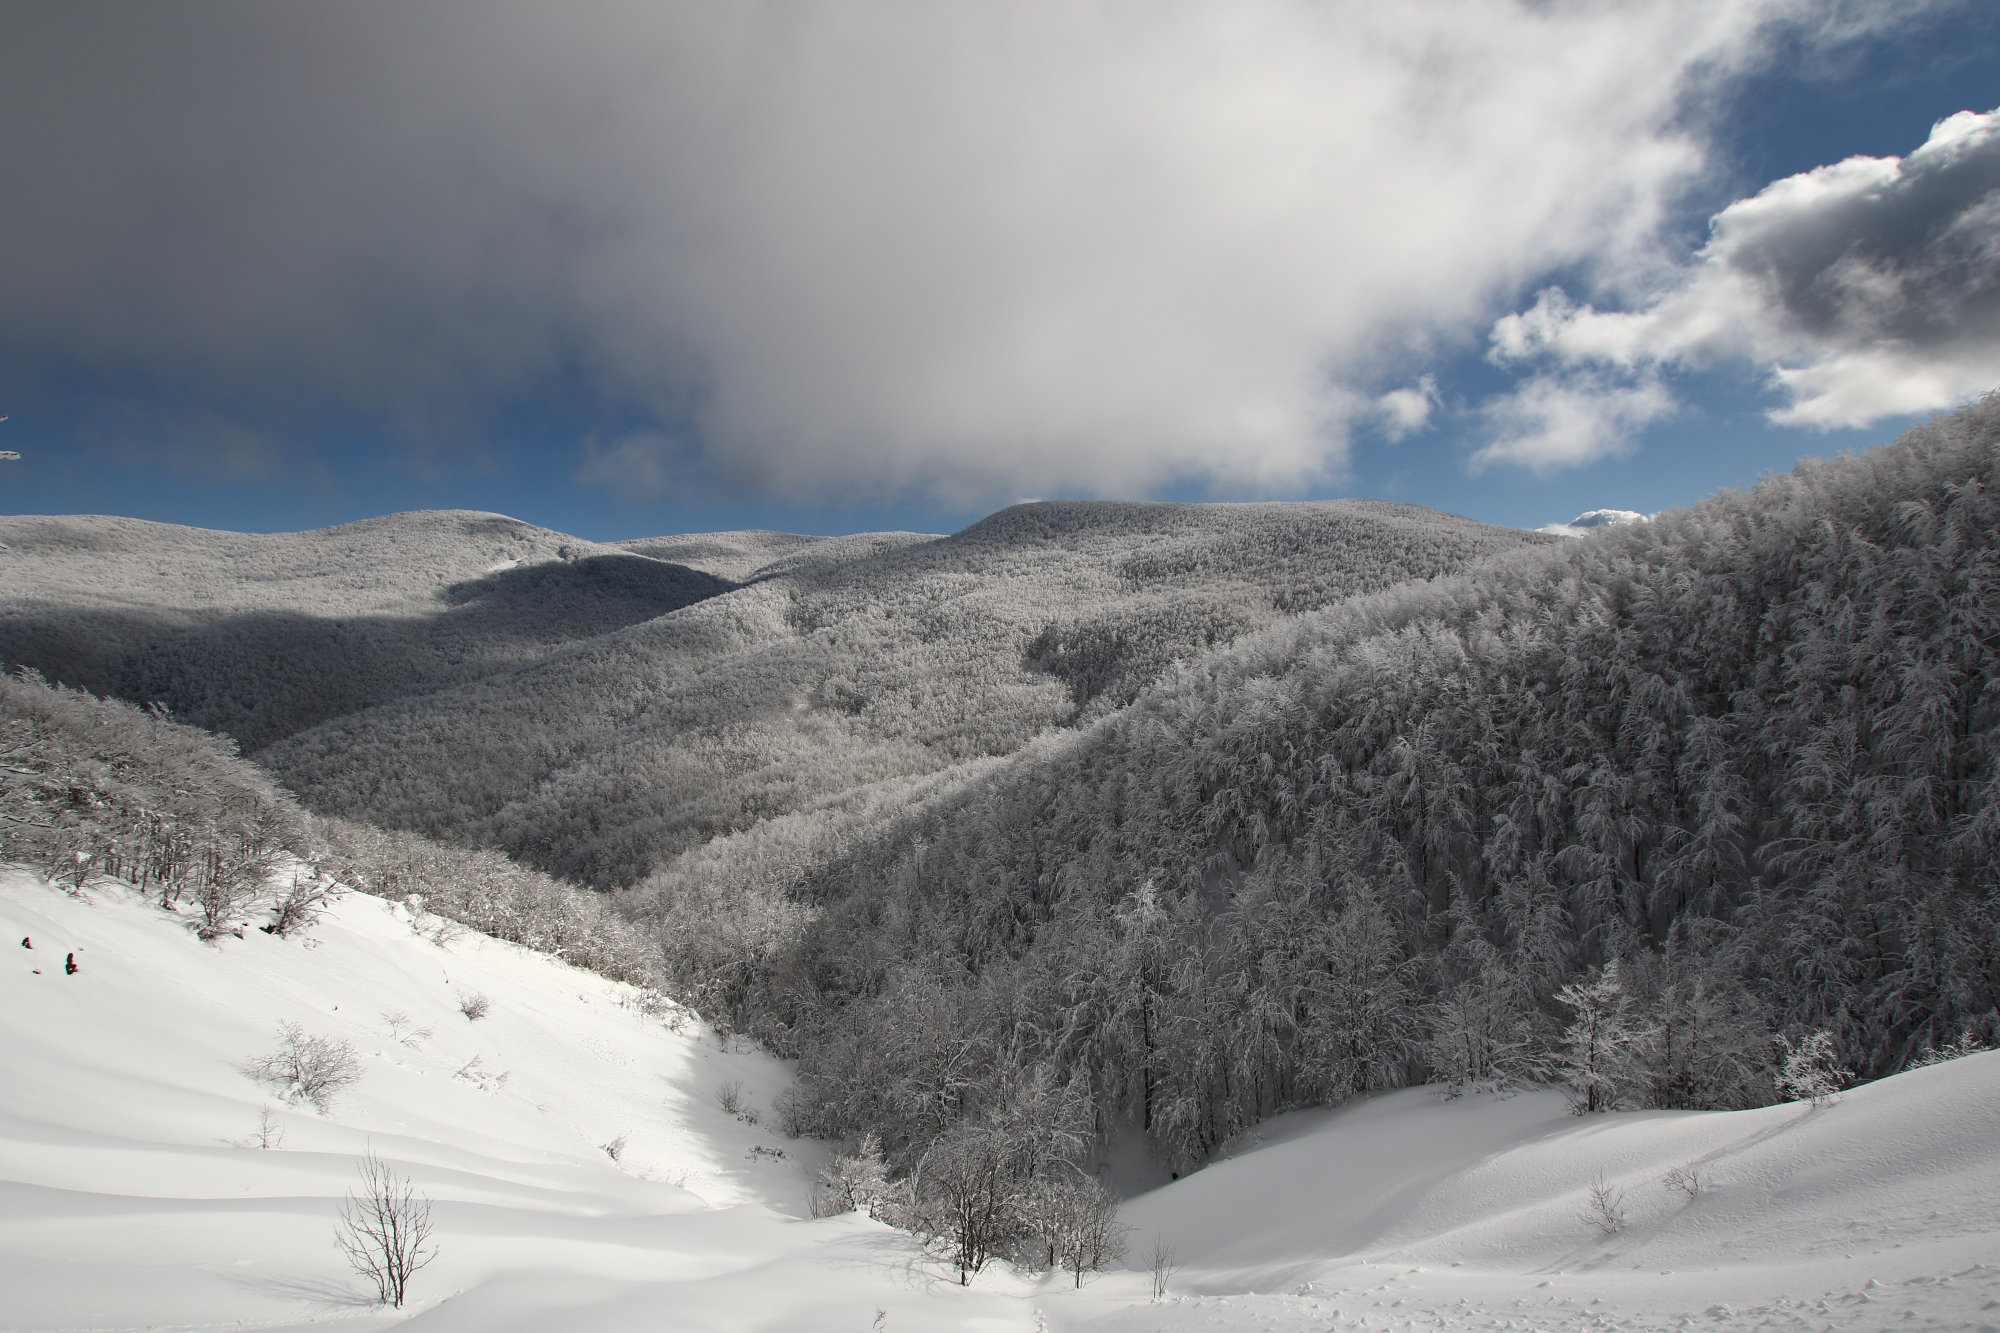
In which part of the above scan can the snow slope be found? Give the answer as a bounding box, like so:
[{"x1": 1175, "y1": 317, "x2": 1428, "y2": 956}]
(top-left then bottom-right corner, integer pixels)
[
  {"x1": 5, "y1": 865, "x2": 1997, "y2": 1332},
  {"x1": 0, "y1": 871, "x2": 1030, "y2": 1332},
  {"x1": 1044, "y1": 1066, "x2": 2000, "y2": 1333}
]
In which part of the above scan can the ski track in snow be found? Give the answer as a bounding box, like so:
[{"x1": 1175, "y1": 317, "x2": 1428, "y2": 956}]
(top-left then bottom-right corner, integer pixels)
[{"x1": 4, "y1": 869, "x2": 1997, "y2": 1333}]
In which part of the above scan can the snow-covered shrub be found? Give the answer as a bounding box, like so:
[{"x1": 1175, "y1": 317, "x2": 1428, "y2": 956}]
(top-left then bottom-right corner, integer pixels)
[
  {"x1": 265, "y1": 873, "x2": 341, "y2": 939},
  {"x1": 1908, "y1": 1033, "x2": 1989, "y2": 1068},
  {"x1": 241, "y1": 1020, "x2": 361, "y2": 1111},
  {"x1": 1775, "y1": 1031, "x2": 1846, "y2": 1106},
  {"x1": 456, "y1": 991, "x2": 490, "y2": 1021},
  {"x1": 810, "y1": 1134, "x2": 892, "y2": 1218}
]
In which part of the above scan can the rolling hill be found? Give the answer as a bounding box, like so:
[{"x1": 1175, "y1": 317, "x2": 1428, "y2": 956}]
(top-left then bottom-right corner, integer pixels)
[
  {"x1": 0, "y1": 510, "x2": 733, "y2": 751},
  {"x1": 253, "y1": 499, "x2": 1548, "y2": 888}
]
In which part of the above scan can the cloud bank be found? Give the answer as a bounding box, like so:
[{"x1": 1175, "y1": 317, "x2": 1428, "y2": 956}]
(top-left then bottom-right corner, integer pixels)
[
  {"x1": 1487, "y1": 108, "x2": 2000, "y2": 469},
  {"x1": 0, "y1": 0, "x2": 1890, "y2": 504}
]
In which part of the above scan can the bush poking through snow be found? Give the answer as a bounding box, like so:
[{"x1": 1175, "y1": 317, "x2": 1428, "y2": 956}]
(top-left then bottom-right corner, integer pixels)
[
  {"x1": 1582, "y1": 1171, "x2": 1628, "y2": 1235},
  {"x1": 1909, "y1": 1033, "x2": 1989, "y2": 1068},
  {"x1": 600, "y1": 1132, "x2": 629, "y2": 1163},
  {"x1": 1660, "y1": 1162, "x2": 1705, "y2": 1200},
  {"x1": 252, "y1": 1104, "x2": 285, "y2": 1150},
  {"x1": 1776, "y1": 1031, "x2": 1847, "y2": 1106},
  {"x1": 241, "y1": 1021, "x2": 361, "y2": 1112},
  {"x1": 1148, "y1": 1236, "x2": 1180, "y2": 1302},
  {"x1": 452, "y1": 1055, "x2": 509, "y2": 1093},
  {"x1": 334, "y1": 1150, "x2": 437, "y2": 1308},
  {"x1": 716, "y1": 1079, "x2": 750, "y2": 1118},
  {"x1": 456, "y1": 991, "x2": 490, "y2": 1021},
  {"x1": 381, "y1": 1011, "x2": 433, "y2": 1048}
]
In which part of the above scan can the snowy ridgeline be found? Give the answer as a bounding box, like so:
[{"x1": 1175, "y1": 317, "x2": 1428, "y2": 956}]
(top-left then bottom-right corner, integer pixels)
[{"x1": 5, "y1": 869, "x2": 1998, "y2": 1333}]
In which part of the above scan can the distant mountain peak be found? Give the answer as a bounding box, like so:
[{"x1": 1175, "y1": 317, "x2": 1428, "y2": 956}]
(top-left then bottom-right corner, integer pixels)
[{"x1": 1537, "y1": 508, "x2": 1648, "y2": 538}]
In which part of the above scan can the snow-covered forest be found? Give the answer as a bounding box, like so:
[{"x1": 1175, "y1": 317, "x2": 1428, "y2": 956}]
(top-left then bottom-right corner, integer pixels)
[
  {"x1": 627, "y1": 400, "x2": 2000, "y2": 1177},
  {"x1": 5, "y1": 402, "x2": 2000, "y2": 1325}
]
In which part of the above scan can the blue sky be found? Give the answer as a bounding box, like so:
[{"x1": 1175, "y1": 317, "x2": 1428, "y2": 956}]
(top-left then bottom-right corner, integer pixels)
[{"x1": 2, "y1": 1, "x2": 1996, "y2": 543}]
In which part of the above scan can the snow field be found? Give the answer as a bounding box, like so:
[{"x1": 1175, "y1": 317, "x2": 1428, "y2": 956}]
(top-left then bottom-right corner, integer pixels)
[
  {"x1": 0, "y1": 871, "x2": 1032, "y2": 1331},
  {"x1": 5, "y1": 867, "x2": 1997, "y2": 1333},
  {"x1": 1042, "y1": 1060, "x2": 2000, "y2": 1332}
]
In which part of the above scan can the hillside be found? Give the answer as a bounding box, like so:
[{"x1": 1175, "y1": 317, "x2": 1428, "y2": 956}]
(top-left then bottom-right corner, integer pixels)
[
  {"x1": 4, "y1": 868, "x2": 1995, "y2": 1332},
  {"x1": 0, "y1": 869, "x2": 1030, "y2": 1332},
  {"x1": 260, "y1": 499, "x2": 1547, "y2": 887},
  {"x1": 1047, "y1": 1055, "x2": 2000, "y2": 1333},
  {"x1": 0, "y1": 510, "x2": 732, "y2": 751},
  {"x1": 619, "y1": 400, "x2": 2000, "y2": 1177}
]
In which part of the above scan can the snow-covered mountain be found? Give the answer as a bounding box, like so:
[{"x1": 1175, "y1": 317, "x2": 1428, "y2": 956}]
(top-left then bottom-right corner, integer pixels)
[
  {"x1": 5, "y1": 868, "x2": 1995, "y2": 1332},
  {"x1": 0, "y1": 510, "x2": 733, "y2": 751},
  {"x1": 248, "y1": 498, "x2": 1544, "y2": 887},
  {"x1": 1537, "y1": 508, "x2": 1649, "y2": 537}
]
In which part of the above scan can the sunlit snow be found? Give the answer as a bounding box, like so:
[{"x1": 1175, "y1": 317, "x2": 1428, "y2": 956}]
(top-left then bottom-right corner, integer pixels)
[{"x1": 3, "y1": 870, "x2": 1995, "y2": 1332}]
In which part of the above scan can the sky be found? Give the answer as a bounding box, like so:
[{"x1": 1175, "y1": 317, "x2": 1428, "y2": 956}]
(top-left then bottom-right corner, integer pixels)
[{"x1": 1, "y1": 0, "x2": 1997, "y2": 543}]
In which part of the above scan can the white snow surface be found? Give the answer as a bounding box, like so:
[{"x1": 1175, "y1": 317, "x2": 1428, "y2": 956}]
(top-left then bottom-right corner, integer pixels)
[
  {"x1": 5, "y1": 868, "x2": 1998, "y2": 1333},
  {"x1": 0, "y1": 871, "x2": 1029, "y2": 1332}
]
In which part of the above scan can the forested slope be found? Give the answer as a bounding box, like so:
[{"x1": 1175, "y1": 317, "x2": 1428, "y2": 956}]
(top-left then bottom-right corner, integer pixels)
[
  {"x1": 621, "y1": 400, "x2": 2000, "y2": 1176},
  {"x1": 0, "y1": 669, "x2": 659, "y2": 985},
  {"x1": 266, "y1": 500, "x2": 1545, "y2": 887},
  {"x1": 0, "y1": 510, "x2": 730, "y2": 750}
]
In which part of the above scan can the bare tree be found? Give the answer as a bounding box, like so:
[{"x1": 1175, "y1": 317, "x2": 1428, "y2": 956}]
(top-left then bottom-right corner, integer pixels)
[
  {"x1": 1148, "y1": 1235, "x2": 1179, "y2": 1301},
  {"x1": 253, "y1": 1104, "x2": 286, "y2": 1150},
  {"x1": 335, "y1": 1150, "x2": 437, "y2": 1308},
  {"x1": 1581, "y1": 1171, "x2": 1627, "y2": 1235}
]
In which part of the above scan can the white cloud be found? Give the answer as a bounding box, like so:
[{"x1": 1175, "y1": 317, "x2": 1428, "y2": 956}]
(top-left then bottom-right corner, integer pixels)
[
  {"x1": 1489, "y1": 108, "x2": 2000, "y2": 437},
  {"x1": 0, "y1": 0, "x2": 1887, "y2": 503},
  {"x1": 1374, "y1": 377, "x2": 1439, "y2": 441},
  {"x1": 1471, "y1": 374, "x2": 1675, "y2": 474}
]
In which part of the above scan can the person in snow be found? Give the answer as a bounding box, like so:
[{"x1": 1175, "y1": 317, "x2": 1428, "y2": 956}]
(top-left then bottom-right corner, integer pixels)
[{"x1": 64, "y1": 952, "x2": 78, "y2": 975}]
